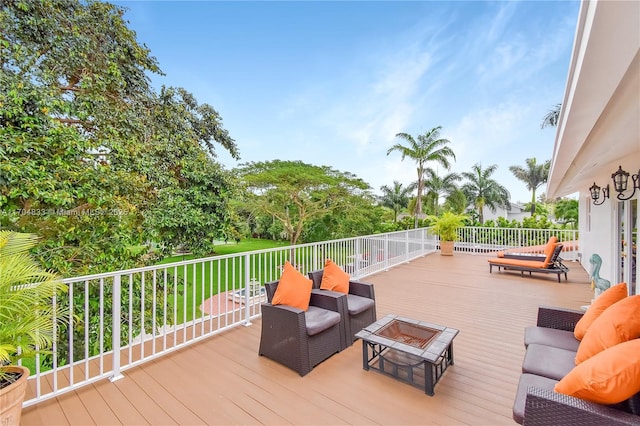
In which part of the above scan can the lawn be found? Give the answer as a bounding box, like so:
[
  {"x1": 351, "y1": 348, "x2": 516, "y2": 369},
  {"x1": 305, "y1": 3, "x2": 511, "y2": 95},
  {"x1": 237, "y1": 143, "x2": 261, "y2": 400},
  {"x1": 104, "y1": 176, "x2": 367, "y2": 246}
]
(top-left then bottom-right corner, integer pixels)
[{"x1": 157, "y1": 239, "x2": 290, "y2": 323}]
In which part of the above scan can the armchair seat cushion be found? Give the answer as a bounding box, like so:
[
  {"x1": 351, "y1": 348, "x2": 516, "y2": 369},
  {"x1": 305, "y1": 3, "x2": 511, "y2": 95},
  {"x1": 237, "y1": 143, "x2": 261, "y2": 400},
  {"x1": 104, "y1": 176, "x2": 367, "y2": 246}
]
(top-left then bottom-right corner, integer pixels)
[
  {"x1": 513, "y1": 373, "x2": 559, "y2": 424},
  {"x1": 305, "y1": 306, "x2": 341, "y2": 336},
  {"x1": 522, "y1": 344, "x2": 577, "y2": 381},
  {"x1": 524, "y1": 326, "x2": 580, "y2": 352},
  {"x1": 347, "y1": 294, "x2": 375, "y2": 316}
]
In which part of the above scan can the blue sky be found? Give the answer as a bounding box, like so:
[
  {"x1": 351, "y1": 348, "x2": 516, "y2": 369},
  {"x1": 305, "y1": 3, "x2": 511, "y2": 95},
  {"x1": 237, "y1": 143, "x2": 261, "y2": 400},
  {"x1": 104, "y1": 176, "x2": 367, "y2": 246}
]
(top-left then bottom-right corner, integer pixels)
[{"x1": 116, "y1": 0, "x2": 580, "y2": 204}]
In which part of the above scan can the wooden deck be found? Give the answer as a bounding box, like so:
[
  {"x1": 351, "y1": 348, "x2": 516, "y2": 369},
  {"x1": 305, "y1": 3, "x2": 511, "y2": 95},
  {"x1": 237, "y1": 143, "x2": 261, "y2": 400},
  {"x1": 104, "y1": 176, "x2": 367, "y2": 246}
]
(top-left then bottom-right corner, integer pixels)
[{"x1": 21, "y1": 253, "x2": 593, "y2": 426}]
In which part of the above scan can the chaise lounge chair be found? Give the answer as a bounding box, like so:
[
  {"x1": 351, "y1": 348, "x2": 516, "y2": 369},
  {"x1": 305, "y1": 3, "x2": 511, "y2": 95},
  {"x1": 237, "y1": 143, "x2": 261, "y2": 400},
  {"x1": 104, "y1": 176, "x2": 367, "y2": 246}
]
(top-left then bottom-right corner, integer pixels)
[{"x1": 488, "y1": 242, "x2": 569, "y2": 282}]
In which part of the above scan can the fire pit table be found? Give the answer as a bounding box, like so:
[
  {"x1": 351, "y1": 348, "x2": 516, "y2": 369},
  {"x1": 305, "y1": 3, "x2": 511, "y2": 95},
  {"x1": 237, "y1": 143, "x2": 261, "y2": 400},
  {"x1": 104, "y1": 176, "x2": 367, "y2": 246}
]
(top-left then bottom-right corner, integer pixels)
[{"x1": 355, "y1": 314, "x2": 459, "y2": 396}]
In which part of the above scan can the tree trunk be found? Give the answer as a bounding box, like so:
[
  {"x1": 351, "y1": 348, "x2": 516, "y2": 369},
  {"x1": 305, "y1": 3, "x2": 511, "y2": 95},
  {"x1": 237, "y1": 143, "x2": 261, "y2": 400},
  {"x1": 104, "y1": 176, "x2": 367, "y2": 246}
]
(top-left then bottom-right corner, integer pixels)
[{"x1": 531, "y1": 190, "x2": 537, "y2": 215}]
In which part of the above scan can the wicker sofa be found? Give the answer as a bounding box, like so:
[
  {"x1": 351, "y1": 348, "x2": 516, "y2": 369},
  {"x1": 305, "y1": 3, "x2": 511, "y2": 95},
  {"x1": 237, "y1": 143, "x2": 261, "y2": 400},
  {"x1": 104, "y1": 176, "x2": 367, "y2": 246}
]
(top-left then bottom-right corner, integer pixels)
[{"x1": 513, "y1": 306, "x2": 640, "y2": 425}]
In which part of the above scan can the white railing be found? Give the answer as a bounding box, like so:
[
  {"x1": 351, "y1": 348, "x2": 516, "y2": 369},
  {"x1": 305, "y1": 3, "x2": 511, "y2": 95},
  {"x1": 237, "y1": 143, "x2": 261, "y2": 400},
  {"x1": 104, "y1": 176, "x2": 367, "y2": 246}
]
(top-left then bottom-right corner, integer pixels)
[
  {"x1": 22, "y1": 226, "x2": 577, "y2": 406},
  {"x1": 456, "y1": 227, "x2": 580, "y2": 260},
  {"x1": 22, "y1": 228, "x2": 437, "y2": 406}
]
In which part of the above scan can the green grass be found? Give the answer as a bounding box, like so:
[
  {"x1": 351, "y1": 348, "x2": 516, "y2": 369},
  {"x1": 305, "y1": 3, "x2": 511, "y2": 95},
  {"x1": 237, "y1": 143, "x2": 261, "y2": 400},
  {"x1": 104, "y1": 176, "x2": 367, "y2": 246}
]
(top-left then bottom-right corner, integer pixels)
[
  {"x1": 156, "y1": 239, "x2": 290, "y2": 323},
  {"x1": 211, "y1": 238, "x2": 289, "y2": 255}
]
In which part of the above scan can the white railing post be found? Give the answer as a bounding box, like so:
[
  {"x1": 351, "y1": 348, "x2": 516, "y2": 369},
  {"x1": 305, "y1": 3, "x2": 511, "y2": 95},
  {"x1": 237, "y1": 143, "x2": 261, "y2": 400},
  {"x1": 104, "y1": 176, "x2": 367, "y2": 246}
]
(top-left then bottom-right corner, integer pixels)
[
  {"x1": 243, "y1": 253, "x2": 252, "y2": 326},
  {"x1": 354, "y1": 238, "x2": 361, "y2": 278},
  {"x1": 384, "y1": 234, "x2": 389, "y2": 271},
  {"x1": 405, "y1": 230, "x2": 409, "y2": 262},
  {"x1": 110, "y1": 274, "x2": 124, "y2": 382}
]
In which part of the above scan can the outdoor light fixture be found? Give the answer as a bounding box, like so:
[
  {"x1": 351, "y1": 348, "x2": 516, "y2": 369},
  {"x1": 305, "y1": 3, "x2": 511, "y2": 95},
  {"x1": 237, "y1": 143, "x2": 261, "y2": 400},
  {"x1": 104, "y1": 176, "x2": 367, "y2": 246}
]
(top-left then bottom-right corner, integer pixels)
[
  {"x1": 589, "y1": 182, "x2": 609, "y2": 205},
  {"x1": 611, "y1": 165, "x2": 640, "y2": 201}
]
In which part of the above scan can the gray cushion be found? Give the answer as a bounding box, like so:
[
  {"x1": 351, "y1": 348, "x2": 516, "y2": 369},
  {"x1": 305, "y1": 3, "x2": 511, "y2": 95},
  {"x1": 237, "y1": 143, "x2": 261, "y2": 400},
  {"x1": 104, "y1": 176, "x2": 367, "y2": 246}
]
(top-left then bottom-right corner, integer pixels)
[
  {"x1": 522, "y1": 344, "x2": 576, "y2": 381},
  {"x1": 524, "y1": 326, "x2": 580, "y2": 352},
  {"x1": 305, "y1": 306, "x2": 341, "y2": 336},
  {"x1": 347, "y1": 294, "x2": 375, "y2": 315},
  {"x1": 512, "y1": 373, "x2": 559, "y2": 424}
]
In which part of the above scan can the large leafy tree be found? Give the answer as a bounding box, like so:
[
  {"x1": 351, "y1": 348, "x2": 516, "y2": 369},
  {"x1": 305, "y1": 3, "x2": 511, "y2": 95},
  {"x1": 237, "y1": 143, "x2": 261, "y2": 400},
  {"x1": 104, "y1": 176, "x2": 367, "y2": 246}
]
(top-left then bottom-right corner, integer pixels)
[
  {"x1": 236, "y1": 160, "x2": 372, "y2": 245},
  {"x1": 461, "y1": 163, "x2": 510, "y2": 225},
  {"x1": 387, "y1": 126, "x2": 455, "y2": 224},
  {"x1": 0, "y1": 0, "x2": 238, "y2": 274},
  {"x1": 422, "y1": 168, "x2": 461, "y2": 215},
  {"x1": 379, "y1": 181, "x2": 412, "y2": 222},
  {"x1": 509, "y1": 158, "x2": 550, "y2": 215}
]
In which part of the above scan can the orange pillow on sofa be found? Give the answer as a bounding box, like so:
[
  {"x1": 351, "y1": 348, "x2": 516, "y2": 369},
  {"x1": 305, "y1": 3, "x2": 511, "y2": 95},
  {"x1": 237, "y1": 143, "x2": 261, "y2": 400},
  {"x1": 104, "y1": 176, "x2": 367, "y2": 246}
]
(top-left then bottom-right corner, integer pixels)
[
  {"x1": 574, "y1": 282, "x2": 628, "y2": 340},
  {"x1": 272, "y1": 261, "x2": 312, "y2": 311},
  {"x1": 555, "y1": 339, "x2": 640, "y2": 404},
  {"x1": 575, "y1": 294, "x2": 640, "y2": 364},
  {"x1": 320, "y1": 259, "x2": 350, "y2": 294}
]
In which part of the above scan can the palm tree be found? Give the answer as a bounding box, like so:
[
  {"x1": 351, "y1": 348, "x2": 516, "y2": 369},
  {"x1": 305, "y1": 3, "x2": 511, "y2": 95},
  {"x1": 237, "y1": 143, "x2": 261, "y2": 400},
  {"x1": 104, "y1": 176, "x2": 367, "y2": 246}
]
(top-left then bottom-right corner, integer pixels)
[
  {"x1": 422, "y1": 168, "x2": 461, "y2": 215},
  {"x1": 387, "y1": 126, "x2": 456, "y2": 226},
  {"x1": 460, "y1": 163, "x2": 510, "y2": 224},
  {"x1": 509, "y1": 158, "x2": 550, "y2": 215},
  {"x1": 379, "y1": 181, "x2": 412, "y2": 222},
  {"x1": 541, "y1": 103, "x2": 561, "y2": 129}
]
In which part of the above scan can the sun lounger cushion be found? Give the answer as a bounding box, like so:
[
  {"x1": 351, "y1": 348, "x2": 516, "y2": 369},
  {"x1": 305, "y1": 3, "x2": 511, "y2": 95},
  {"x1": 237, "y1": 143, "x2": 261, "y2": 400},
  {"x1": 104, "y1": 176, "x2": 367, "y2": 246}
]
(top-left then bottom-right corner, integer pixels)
[
  {"x1": 524, "y1": 326, "x2": 580, "y2": 352},
  {"x1": 522, "y1": 344, "x2": 577, "y2": 381},
  {"x1": 489, "y1": 258, "x2": 547, "y2": 268},
  {"x1": 575, "y1": 295, "x2": 640, "y2": 363},
  {"x1": 319, "y1": 259, "x2": 350, "y2": 294},
  {"x1": 574, "y1": 282, "x2": 628, "y2": 340},
  {"x1": 489, "y1": 242, "x2": 562, "y2": 269},
  {"x1": 555, "y1": 339, "x2": 640, "y2": 404},
  {"x1": 272, "y1": 261, "x2": 313, "y2": 311}
]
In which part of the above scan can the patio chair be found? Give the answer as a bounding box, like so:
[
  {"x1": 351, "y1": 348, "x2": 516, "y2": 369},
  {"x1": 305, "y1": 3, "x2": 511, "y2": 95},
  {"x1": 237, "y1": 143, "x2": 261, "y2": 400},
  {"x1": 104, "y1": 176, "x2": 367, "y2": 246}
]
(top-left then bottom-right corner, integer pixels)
[
  {"x1": 488, "y1": 242, "x2": 569, "y2": 282},
  {"x1": 497, "y1": 235, "x2": 558, "y2": 260},
  {"x1": 308, "y1": 269, "x2": 376, "y2": 347},
  {"x1": 259, "y1": 279, "x2": 346, "y2": 376}
]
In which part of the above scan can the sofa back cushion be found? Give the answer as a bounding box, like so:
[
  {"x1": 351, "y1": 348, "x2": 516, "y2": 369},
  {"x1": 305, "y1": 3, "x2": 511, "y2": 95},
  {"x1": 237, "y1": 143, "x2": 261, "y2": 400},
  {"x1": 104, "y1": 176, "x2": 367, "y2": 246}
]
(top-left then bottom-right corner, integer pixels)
[
  {"x1": 575, "y1": 294, "x2": 640, "y2": 364},
  {"x1": 555, "y1": 339, "x2": 640, "y2": 404},
  {"x1": 272, "y1": 261, "x2": 313, "y2": 311},
  {"x1": 320, "y1": 259, "x2": 350, "y2": 294},
  {"x1": 574, "y1": 282, "x2": 628, "y2": 340}
]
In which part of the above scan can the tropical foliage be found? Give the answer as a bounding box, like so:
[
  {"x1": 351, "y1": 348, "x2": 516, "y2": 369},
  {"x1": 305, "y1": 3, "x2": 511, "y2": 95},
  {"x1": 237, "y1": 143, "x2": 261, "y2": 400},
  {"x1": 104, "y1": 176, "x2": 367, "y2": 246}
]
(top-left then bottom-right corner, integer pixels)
[
  {"x1": 387, "y1": 126, "x2": 456, "y2": 222},
  {"x1": 554, "y1": 199, "x2": 579, "y2": 228},
  {"x1": 461, "y1": 163, "x2": 510, "y2": 224},
  {"x1": 422, "y1": 169, "x2": 461, "y2": 215},
  {"x1": 379, "y1": 181, "x2": 412, "y2": 222},
  {"x1": 0, "y1": 0, "x2": 238, "y2": 275},
  {"x1": 541, "y1": 103, "x2": 562, "y2": 129},
  {"x1": 509, "y1": 158, "x2": 550, "y2": 215},
  {"x1": 235, "y1": 160, "x2": 375, "y2": 245},
  {"x1": 428, "y1": 212, "x2": 468, "y2": 242},
  {"x1": 0, "y1": 232, "x2": 70, "y2": 382}
]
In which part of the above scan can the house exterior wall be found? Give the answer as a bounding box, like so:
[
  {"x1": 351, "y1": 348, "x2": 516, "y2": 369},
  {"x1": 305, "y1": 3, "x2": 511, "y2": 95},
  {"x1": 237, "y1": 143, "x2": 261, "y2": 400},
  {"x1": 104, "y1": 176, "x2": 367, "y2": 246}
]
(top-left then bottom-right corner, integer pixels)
[
  {"x1": 579, "y1": 193, "x2": 618, "y2": 285},
  {"x1": 546, "y1": 0, "x2": 639, "y2": 295},
  {"x1": 481, "y1": 204, "x2": 528, "y2": 223}
]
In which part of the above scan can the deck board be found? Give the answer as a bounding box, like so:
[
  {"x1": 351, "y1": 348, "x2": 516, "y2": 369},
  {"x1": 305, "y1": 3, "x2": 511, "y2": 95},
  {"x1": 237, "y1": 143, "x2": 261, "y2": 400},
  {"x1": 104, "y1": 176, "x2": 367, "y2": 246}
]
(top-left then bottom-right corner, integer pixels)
[{"x1": 21, "y1": 253, "x2": 592, "y2": 426}]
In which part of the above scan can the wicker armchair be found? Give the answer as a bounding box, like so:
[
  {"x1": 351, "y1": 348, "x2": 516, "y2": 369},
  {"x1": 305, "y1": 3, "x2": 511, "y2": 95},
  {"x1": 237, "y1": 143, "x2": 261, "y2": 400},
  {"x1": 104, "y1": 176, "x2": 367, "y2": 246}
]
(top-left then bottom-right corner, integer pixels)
[
  {"x1": 308, "y1": 269, "x2": 376, "y2": 348},
  {"x1": 259, "y1": 280, "x2": 346, "y2": 376}
]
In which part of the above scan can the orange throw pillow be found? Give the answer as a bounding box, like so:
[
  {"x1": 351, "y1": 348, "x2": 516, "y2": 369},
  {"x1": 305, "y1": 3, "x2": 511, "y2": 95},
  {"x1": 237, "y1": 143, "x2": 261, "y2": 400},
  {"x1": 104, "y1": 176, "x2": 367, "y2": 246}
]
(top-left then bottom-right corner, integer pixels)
[
  {"x1": 272, "y1": 261, "x2": 312, "y2": 311},
  {"x1": 320, "y1": 259, "x2": 350, "y2": 294},
  {"x1": 574, "y1": 282, "x2": 628, "y2": 340},
  {"x1": 575, "y1": 294, "x2": 640, "y2": 364},
  {"x1": 555, "y1": 339, "x2": 640, "y2": 405}
]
